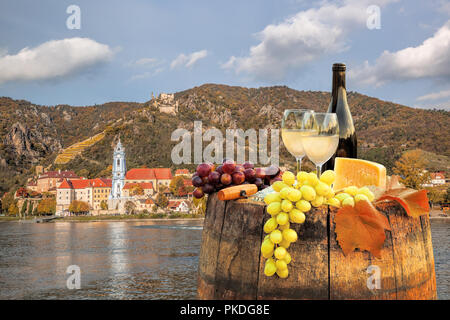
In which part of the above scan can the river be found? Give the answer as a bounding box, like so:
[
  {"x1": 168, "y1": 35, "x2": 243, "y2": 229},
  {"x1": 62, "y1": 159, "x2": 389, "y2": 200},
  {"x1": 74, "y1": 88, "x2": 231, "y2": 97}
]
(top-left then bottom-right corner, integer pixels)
[{"x1": 0, "y1": 219, "x2": 448, "y2": 299}]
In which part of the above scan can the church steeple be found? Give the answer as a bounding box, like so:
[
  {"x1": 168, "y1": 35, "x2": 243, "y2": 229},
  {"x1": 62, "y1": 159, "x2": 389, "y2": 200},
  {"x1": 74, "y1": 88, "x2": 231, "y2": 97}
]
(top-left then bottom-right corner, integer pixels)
[
  {"x1": 115, "y1": 137, "x2": 124, "y2": 152},
  {"x1": 110, "y1": 138, "x2": 126, "y2": 199}
]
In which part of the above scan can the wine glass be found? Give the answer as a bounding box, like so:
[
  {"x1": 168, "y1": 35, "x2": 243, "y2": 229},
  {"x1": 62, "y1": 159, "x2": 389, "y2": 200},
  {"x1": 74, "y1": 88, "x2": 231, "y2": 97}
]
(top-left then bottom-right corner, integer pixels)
[
  {"x1": 301, "y1": 113, "x2": 339, "y2": 178},
  {"x1": 281, "y1": 109, "x2": 315, "y2": 173}
]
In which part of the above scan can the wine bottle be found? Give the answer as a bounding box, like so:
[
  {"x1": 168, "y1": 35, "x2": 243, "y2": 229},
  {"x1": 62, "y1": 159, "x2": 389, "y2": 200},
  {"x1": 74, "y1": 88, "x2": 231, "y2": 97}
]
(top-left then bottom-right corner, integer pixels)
[{"x1": 323, "y1": 63, "x2": 357, "y2": 171}]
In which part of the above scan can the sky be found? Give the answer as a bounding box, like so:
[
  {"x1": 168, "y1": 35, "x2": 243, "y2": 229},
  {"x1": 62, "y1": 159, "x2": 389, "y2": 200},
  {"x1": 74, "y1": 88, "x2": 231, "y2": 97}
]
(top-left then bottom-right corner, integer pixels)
[{"x1": 0, "y1": 0, "x2": 449, "y2": 110}]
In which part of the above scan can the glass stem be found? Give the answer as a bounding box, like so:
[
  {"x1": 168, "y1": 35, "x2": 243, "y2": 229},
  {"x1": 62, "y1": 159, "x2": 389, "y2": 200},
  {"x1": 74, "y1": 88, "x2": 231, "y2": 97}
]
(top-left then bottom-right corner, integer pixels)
[
  {"x1": 316, "y1": 165, "x2": 322, "y2": 178},
  {"x1": 296, "y1": 157, "x2": 303, "y2": 174}
]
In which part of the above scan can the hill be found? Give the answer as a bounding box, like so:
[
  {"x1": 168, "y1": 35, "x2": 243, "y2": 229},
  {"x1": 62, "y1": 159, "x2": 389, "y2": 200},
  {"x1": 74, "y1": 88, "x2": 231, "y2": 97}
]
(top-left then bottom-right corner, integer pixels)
[
  {"x1": 0, "y1": 84, "x2": 449, "y2": 193},
  {"x1": 0, "y1": 97, "x2": 142, "y2": 193}
]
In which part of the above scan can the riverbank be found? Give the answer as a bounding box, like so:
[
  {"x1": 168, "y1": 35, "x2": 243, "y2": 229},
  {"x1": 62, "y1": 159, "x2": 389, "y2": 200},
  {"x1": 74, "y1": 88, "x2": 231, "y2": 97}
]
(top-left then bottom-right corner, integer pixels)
[
  {"x1": 1, "y1": 209, "x2": 447, "y2": 223},
  {"x1": 0, "y1": 214, "x2": 205, "y2": 223},
  {"x1": 430, "y1": 209, "x2": 449, "y2": 220},
  {"x1": 56, "y1": 215, "x2": 205, "y2": 223}
]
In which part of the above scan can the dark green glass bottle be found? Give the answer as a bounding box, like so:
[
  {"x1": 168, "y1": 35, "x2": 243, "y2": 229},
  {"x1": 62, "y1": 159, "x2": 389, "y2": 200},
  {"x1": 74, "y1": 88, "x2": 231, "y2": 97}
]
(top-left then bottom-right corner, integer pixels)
[{"x1": 323, "y1": 63, "x2": 357, "y2": 171}]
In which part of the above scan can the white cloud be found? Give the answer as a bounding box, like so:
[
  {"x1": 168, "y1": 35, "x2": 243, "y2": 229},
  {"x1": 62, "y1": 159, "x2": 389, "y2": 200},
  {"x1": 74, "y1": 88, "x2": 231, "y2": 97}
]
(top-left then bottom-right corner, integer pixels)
[
  {"x1": 127, "y1": 57, "x2": 164, "y2": 68},
  {"x1": 417, "y1": 89, "x2": 450, "y2": 101},
  {"x1": 0, "y1": 37, "x2": 113, "y2": 84},
  {"x1": 129, "y1": 67, "x2": 164, "y2": 82},
  {"x1": 134, "y1": 57, "x2": 158, "y2": 66},
  {"x1": 170, "y1": 50, "x2": 208, "y2": 69},
  {"x1": 222, "y1": 0, "x2": 395, "y2": 81},
  {"x1": 349, "y1": 20, "x2": 450, "y2": 86}
]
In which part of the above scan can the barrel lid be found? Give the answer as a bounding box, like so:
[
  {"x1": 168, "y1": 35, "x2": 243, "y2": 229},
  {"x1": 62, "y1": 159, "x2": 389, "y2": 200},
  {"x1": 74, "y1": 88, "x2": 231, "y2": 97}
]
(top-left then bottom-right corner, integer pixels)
[{"x1": 332, "y1": 63, "x2": 346, "y2": 71}]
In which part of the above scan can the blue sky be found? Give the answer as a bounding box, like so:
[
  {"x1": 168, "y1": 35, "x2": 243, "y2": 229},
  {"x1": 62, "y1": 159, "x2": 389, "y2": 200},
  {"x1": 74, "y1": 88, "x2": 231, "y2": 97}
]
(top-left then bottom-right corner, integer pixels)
[{"x1": 0, "y1": 0, "x2": 449, "y2": 110}]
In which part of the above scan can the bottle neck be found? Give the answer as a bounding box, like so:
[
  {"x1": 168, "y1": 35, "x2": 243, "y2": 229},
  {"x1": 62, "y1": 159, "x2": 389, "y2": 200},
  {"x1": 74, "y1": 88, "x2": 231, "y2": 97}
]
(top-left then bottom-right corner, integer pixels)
[{"x1": 331, "y1": 70, "x2": 346, "y2": 111}]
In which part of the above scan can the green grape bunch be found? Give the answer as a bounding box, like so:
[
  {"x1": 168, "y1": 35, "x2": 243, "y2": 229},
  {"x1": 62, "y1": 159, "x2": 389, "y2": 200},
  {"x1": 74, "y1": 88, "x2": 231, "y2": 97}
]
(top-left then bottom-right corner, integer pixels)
[{"x1": 261, "y1": 169, "x2": 375, "y2": 279}]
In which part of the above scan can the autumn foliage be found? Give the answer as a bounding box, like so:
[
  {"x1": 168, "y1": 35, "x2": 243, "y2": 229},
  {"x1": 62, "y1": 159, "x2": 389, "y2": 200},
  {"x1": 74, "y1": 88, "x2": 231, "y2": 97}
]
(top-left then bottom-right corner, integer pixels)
[
  {"x1": 375, "y1": 175, "x2": 430, "y2": 218},
  {"x1": 37, "y1": 198, "x2": 56, "y2": 215},
  {"x1": 68, "y1": 200, "x2": 89, "y2": 213},
  {"x1": 334, "y1": 175, "x2": 430, "y2": 258},
  {"x1": 334, "y1": 200, "x2": 391, "y2": 258}
]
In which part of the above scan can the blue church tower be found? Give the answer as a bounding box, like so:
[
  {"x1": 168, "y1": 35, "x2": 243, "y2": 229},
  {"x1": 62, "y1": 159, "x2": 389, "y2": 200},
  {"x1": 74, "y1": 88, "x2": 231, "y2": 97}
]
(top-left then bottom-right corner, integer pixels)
[{"x1": 110, "y1": 138, "x2": 126, "y2": 199}]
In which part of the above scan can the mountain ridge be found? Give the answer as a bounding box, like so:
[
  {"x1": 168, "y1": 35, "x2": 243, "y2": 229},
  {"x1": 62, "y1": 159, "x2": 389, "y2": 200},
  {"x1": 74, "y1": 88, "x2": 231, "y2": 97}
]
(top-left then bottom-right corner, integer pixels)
[{"x1": 0, "y1": 83, "x2": 449, "y2": 194}]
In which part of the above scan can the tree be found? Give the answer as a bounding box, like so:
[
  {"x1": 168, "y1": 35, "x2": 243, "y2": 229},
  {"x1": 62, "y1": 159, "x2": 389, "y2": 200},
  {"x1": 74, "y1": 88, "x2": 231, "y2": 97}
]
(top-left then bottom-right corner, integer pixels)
[
  {"x1": 157, "y1": 183, "x2": 168, "y2": 194},
  {"x1": 27, "y1": 201, "x2": 33, "y2": 215},
  {"x1": 8, "y1": 203, "x2": 19, "y2": 216},
  {"x1": 100, "y1": 200, "x2": 108, "y2": 210},
  {"x1": 124, "y1": 201, "x2": 136, "y2": 215},
  {"x1": 37, "y1": 199, "x2": 56, "y2": 215},
  {"x1": 130, "y1": 185, "x2": 144, "y2": 196},
  {"x1": 68, "y1": 200, "x2": 89, "y2": 214},
  {"x1": 169, "y1": 176, "x2": 185, "y2": 195},
  {"x1": 446, "y1": 186, "x2": 450, "y2": 203},
  {"x1": 1, "y1": 192, "x2": 15, "y2": 214},
  {"x1": 192, "y1": 197, "x2": 206, "y2": 215},
  {"x1": 155, "y1": 193, "x2": 169, "y2": 209},
  {"x1": 426, "y1": 187, "x2": 445, "y2": 205},
  {"x1": 393, "y1": 150, "x2": 430, "y2": 189},
  {"x1": 21, "y1": 200, "x2": 28, "y2": 216}
]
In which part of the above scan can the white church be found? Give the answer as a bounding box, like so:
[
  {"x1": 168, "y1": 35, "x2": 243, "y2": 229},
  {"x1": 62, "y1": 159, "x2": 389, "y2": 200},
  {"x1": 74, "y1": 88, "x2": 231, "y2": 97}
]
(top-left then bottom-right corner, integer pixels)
[{"x1": 108, "y1": 138, "x2": 131, "y2": 212}]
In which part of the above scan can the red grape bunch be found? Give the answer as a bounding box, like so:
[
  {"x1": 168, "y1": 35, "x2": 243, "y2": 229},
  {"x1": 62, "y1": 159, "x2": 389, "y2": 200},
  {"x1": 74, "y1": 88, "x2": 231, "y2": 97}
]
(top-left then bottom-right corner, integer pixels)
[{"x1": 192, "y1": 159, "x2": 282, "y2": 199}]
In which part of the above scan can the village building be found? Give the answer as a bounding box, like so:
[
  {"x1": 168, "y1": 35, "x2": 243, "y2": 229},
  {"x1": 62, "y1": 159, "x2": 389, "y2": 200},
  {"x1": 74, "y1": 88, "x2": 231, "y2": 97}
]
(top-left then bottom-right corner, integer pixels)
[
  {"x1": 168, "y1": 200, "x2": 190, "y2": 213},
  {"x1": 135, "y1": 198, "x2": 154, "y2": 212},
  {"x1": 36, "y1": 170, "x2": 79, "y2": 193},
  {"x1": 423, "y1": 172, "x2": 447, "y2": 188},
  {"x1": 430, "y1": 172, "x2": 446, "y2": 186},
  {"x1": 122, "y1": 182, "x2": 154, "y2": 198},
  {"x1": 125, "y1": 168, "x2": 173, "y2": 190},
  {"x1": 92, "y1": 178, "x2": 112, "y2": 209},
  {"x1": 26, "y1": 180, "x2": 38, "y2": 192},
  {"x1": 56, "y1": 178, "x2": 112, "y2": 213},
  {"x1": 175, "y1": 169, "x2": 190, "y2": 177}
]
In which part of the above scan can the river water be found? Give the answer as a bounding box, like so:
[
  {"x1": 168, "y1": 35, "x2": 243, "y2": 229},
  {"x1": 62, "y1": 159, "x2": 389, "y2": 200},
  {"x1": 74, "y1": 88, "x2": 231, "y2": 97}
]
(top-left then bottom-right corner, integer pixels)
[{"x1": 0, "y1": 219, "x2": 448, "y2": 300}]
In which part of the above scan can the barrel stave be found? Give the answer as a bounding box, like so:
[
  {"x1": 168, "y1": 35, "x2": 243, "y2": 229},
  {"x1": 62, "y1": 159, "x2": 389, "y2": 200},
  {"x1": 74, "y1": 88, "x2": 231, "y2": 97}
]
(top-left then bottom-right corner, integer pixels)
[
  {"x1": 213, "y1": 199, "x2": 265, "y2": 299},
  {"x1": 257, "y1": 207, "x2": 329, "y2": 299},
  {"x1": 383, "y1": 203, "x2": 436, "y2": 300},
  {"x1": 329, "y1": 205, "x2": 397, "y2": 300},
  {"x1": 197, "y1": 193, "x2": 227, "y2": 299},
  {"x1": 198, "y1": 197, "x2": 437, "y2": 300}
]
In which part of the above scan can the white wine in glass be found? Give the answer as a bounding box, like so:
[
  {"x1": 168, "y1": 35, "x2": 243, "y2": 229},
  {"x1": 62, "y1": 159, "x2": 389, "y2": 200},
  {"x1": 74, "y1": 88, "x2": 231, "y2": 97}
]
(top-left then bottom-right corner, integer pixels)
[
  {"x1": 301, "y1": 135, "x2": 339, "y2": 165},
  {"x1": 301, "y1": 113, "x2": 339, "y2": 177},
  {"x1": 281, "y1": 109, "x2": 315, "y2": 173}
]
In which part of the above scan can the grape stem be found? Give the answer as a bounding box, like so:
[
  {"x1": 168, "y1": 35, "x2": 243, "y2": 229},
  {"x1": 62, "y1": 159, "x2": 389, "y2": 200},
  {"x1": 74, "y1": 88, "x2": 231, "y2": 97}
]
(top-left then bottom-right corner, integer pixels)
[{"x1": 296, "y1": 156, "x2": 303, "y2": 174}]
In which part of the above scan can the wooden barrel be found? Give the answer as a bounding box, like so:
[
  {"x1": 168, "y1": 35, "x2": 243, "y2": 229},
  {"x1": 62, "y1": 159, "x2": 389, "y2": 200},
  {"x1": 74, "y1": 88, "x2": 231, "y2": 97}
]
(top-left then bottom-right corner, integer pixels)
[{"x1": 197, "y1": 193, "x2": 437, "y2": 300}]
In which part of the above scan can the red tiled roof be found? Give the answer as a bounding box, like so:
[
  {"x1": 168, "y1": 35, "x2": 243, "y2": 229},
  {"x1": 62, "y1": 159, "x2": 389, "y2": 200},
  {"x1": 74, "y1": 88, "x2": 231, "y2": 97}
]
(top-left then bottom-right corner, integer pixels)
[
  {"x1": 125, "y1": 168, "x2": 172, "y2": 180},
  {"x1": 168, "y1": 200, "x2": 181, "y2": 208},
  {"x1": 175, "y1": 169, "x2": 189, "y2": 175},
  {"x1": 145, "y1": 198, "x2": 154, "y2": 204},
  {"x1": 58, "y1": 178, "x2": 93, "y2": 189},
  {"x1": 70, "y1": 179, "x2": 92, "y2": 189},
  {"x1": 38, "y1": 170, "x2": 78, "y2": 180},
  {"x1": 123, "y1": 182, "x2": 154, "y2": 190},
  {"x1": 153, "y1": 168, "x2": 172, "y2": 180},
  {"x1": 431, "y1": 173, "x2": 445, "y2": 179},
  {"x1": 126, "y1": 168, "x2": 156, "y2": 180},
  {"x1": 91, "y1": 178, "x2": 112, "y2": 188},
  {"x1": 58, "y1": 179, "x2": 73, "y2": 189},
  {"x1": 183, "y1": 179, "x2": 193, "y2": 186}
]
